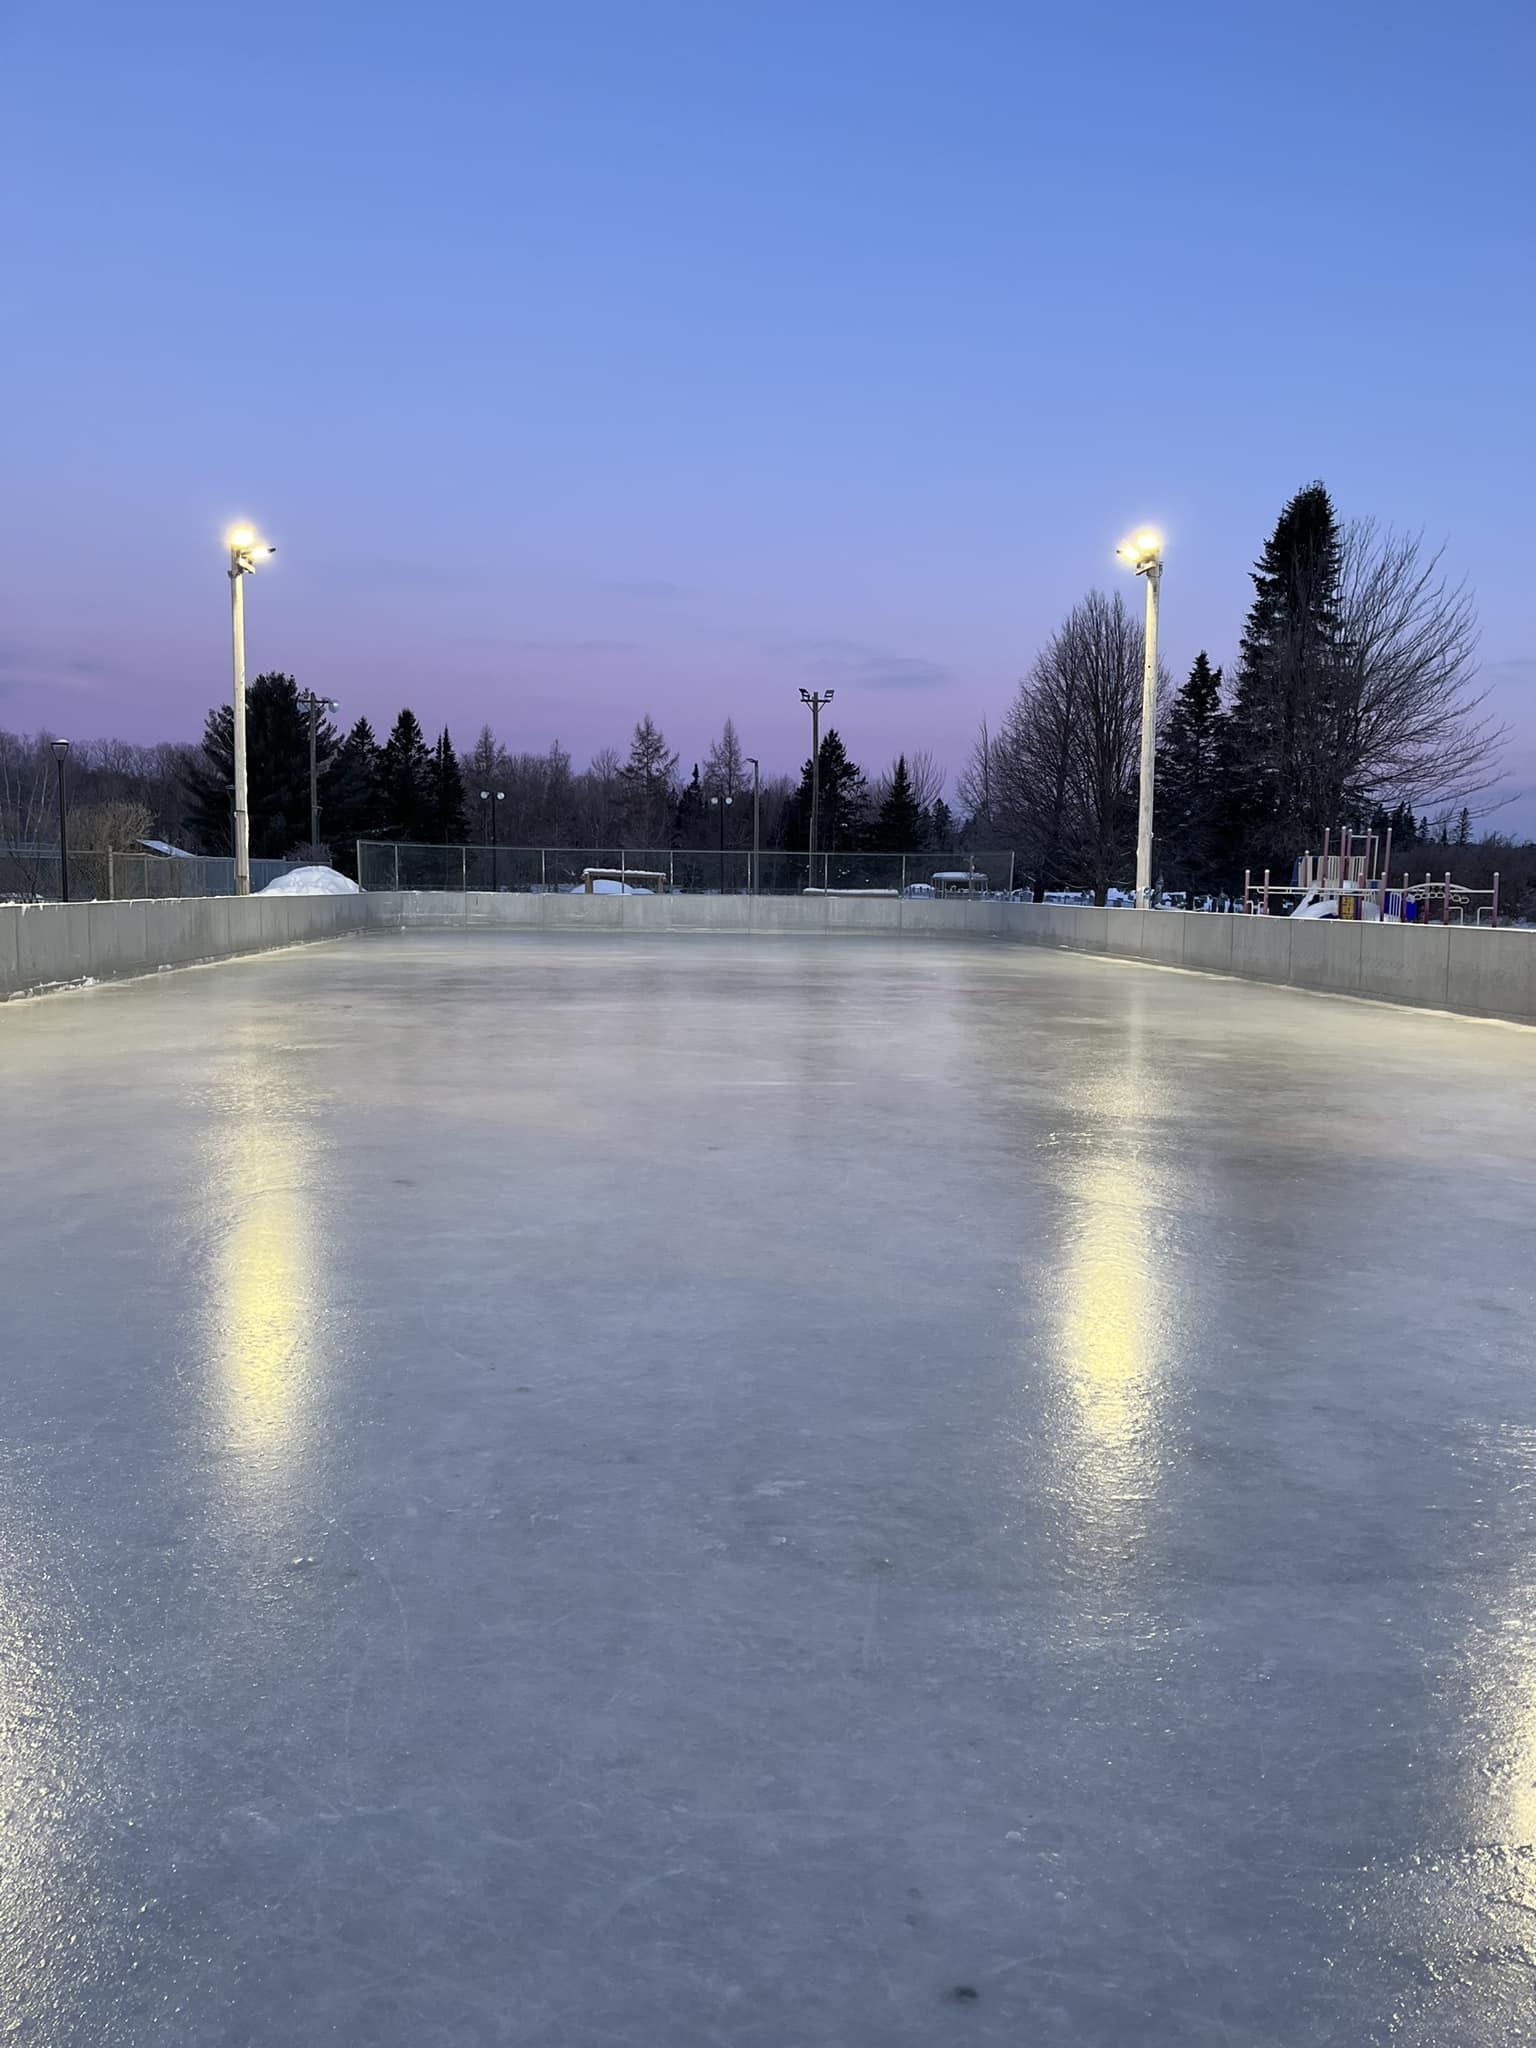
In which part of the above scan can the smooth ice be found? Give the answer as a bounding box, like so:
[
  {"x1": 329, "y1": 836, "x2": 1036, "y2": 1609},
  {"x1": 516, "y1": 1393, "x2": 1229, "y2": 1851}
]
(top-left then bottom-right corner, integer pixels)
[{"x1": 2, "y1": 931, "x2": 1535, "y2": 2046}]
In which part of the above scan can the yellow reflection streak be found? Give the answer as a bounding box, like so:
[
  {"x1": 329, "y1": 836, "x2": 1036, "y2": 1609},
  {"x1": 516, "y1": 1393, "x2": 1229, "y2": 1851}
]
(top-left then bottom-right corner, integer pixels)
[
  {"x1": 1056, "y1": 1150, "x2": 1162, "y2": 1538},
  {"x1": 207, "y1": 1104, "x2": 317, "y2": 1490}
]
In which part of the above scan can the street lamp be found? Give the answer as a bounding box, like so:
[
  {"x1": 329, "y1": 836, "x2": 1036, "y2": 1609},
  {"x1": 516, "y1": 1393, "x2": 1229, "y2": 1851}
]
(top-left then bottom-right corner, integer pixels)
[
  {"x1": 479, "y1": 788, "x2": 505, "y2": 891},
  {"x1": 1117, "y1": 528, "x2": 1163, "y2": 907},
  {"x1": 51, "y1": 739, "x2": 70, "y2": 902},
  {"x1": 799, "y1": 688, "x2": 834, "y2": 883},
  {"x1": 299, "y1": 691, "x2": 340, "y2": 849},
  {"x1": 227, "y1": 524, "x2": 276, "y2": 895},
  {"x1": 744, "y1": 755, "x2": 761, "y2": 894},
  {"x1": 709, "y1": 790, "x2": 734, "y2": 894}
]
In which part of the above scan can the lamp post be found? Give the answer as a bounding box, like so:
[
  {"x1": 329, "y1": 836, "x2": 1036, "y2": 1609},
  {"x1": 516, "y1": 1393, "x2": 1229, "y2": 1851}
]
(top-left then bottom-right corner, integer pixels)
[
  {"x1": 1117, "y1": 529, "x2": 1163, "y2": 907},
  {"x1": 744, "y1": 755, "x2": 760, "y2": 894},
  {"x1": 709, "y1": 791, "x2": 734, "y2": 893},
  {"x1": 51, "y1": 739, "x2": 70, "y2": 901},
  {"x1": 799, "y1": 687, "x2": 834, "y2": 885},
  {"x1": 226, "y1": 525, "x2": 275, "y2": 895},
  {"x1": 480, "y1": 788, "x2": 504, "y2": 891},
  {"x1": 299, "y1": 691, "x2": 340, "y2": 849}
]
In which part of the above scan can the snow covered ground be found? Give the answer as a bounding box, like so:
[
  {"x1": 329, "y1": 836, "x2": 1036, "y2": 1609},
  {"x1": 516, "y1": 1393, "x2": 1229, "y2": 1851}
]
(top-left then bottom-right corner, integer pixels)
[{"x1": 1, "y1": 933, "x2": 1532, "y2": 2046}]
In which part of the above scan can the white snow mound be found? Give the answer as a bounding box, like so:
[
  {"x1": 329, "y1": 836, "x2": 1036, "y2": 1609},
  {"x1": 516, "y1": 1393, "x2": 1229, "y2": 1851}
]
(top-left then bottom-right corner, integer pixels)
[
  {"x1": 258, "y1": 866, "x2": 362, "y2": 896},
  {"x1": 567, "y1": 879, "x2": 653, "y2": 895}
]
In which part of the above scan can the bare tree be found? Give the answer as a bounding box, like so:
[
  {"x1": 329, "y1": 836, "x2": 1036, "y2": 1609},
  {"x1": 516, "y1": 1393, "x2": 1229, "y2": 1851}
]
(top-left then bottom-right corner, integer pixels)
[
  {"x1": 985, "y1": 591, "x2": 1161, "y2": 902},
  {"x1": 957, "y1": 719, "x2": 995, "y2": 837},
  {"x1": 702, "y1": 717, "x2": 745, "y2": 799},
  {"x1": 1336, "y1": 521, "x2": 1501, "y2": 816},
  {"x1": 1063, "y1": 590, "x2": 1149, "y2": 902},
  {"x1": 905, "y1": 748, "x2": 945, "y2": 814}
]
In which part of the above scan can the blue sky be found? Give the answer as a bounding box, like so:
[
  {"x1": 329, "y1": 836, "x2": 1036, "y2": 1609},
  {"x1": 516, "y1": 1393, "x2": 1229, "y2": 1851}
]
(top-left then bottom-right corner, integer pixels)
[{"x1": 2, "y1": 0, "x2": 1532, "y2": 817}]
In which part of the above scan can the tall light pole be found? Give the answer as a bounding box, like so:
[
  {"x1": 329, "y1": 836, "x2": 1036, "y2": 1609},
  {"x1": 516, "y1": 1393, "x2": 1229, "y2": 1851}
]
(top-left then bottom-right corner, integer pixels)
[
  {"x1": 300, "y1": 691, "x2": 340, "y2": 849},
  {"x1": 480, "y1": 788, "x2": 504, "y2": 891},
  {"x1": 1118, "y1": 529, "x2": 1163, "y2": 907},
  {"x1": 799, "y1": 688, "x2": 834, "y2": 881},
  {"x1": 52, "y1": 740, "x2": 70, "y2": 901},
  {"x1": 226, "y1": 525, "x2": 275, "y2": 895},
  {"x1": 745, "y1": 755, "x2": 760, "y2": 894}
]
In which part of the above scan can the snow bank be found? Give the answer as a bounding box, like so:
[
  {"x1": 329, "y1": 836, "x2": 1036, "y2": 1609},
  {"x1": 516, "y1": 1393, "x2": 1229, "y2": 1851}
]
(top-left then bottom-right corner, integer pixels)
[
  {"x1": 258, "y1": 866, "x2": 362, "y2": 897},
  {"x1": 567, "y1": 879, "x2": 653, "y2": 896}
]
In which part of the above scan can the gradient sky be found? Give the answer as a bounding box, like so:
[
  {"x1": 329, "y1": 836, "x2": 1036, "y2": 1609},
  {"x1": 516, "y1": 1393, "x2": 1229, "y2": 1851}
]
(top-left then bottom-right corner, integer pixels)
[{"x1": 3, "y1": 0, "x2": 1533, "y2": 818}]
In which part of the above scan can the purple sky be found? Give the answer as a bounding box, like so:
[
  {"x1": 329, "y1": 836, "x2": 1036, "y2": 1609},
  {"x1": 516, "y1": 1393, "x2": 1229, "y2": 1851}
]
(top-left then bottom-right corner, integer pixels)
[{"x1": 3, "y1": 0, "x2": 1533, "y2": 821}]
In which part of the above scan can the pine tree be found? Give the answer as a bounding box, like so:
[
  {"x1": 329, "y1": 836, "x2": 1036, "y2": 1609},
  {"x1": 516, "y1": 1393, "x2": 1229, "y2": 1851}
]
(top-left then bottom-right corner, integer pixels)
[
  {"x1": 1158, "y1": 652, "x2": 1227, "y2": 889},
  {"x1": 794, "y1": 729, "x2": 868, "y2": 851},
  {"x1": 181, "y1": 672, "x2": 329, "y2": 856},
  {"x1": 674, "y1": 764, "x2": 706, "y2": 846},
  {"x1": 1228, "y1": 482, "x2": 1344, "y2": 869},
  {"x1": 1455, "y1": 806, "x2": 1471, "y2": 846},
  {"x1": 429, "y1": 727, "x2": 468, "y2": 842},
  {"x1": 376, "y1": 709, "x2": 433, "y2": 840},
  {"x1": 322, "y1": 717, "x2": 380, "y2": 854},
  {"x1": 876, "y1": 755, "x2": 926, "y2": 847}
]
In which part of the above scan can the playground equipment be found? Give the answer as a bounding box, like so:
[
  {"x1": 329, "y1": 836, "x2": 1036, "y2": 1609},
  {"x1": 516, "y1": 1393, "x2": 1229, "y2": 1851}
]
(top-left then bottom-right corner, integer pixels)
[{"x1": 1241, "y1": 828, "x2": 1500, "y2": 927}]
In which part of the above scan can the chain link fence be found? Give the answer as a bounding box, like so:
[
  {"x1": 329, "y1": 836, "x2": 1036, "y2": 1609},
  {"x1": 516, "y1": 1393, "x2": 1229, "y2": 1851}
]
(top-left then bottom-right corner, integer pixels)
[
  {"x1": 354, "y1": 842, "x2": 1019, "y2": 897},
  {"x1": 1, "y1": 847, "x2": 301, "y2": 902}
]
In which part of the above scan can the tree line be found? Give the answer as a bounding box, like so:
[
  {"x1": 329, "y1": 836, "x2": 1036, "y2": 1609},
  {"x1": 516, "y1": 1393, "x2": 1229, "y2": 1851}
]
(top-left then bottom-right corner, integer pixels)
[
  {"x1": 960, "y1": 481, "x2": 1505, "y2": 904},
  {"x1": 3, "y1": 478, "x2": 1525, "y2": 907}
]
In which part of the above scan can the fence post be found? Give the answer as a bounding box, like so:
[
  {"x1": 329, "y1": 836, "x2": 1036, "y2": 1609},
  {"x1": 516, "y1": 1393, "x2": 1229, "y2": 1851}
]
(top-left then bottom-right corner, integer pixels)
[
  {"x1": 1007, "y1": 852, "x2": 1015, "y2": 894},
  {"x1": 668, "y1": 850, "x2": 675, "y2": 893},
  {"x1": 461, "y1": 844, "x2": 467, "y2": 894},
  {"x1": 1492, "y1": 871, "x2": 1500, "y2": 929},
  {"x1": 393, "y1": 844, "x2": 400, "y2": 891},
  {"x1": 107, "y1": 848, "x2": 115, "y2": 901},
  {"x1": 1262, "y1": 867, "x2": 1270, "y2": 914},
  {"x1": 355, "y1": 840, "x2": 363, "y2": 890},
  {"x1": 900, "y1": 854, "x2": 907, "y2": 894},
  {"x1": 1442, "y1": 871, "x2": 1450, "y2": 926},
  {"x1": 1243, "y1": 868, "x2": 1251, "y2": 914},
  {"x1": 540, "y1": 848, "x2": 546, "y2": 890}
]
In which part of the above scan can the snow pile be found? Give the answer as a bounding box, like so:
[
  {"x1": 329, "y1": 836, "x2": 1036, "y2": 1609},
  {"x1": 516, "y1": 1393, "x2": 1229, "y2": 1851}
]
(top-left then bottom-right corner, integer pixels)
[
  {"x1": 257, "y1": 866, "x2": 361, "y2": 896},
  {"x1": 567, "y1": 879, "x2": 653, "y2": 895}
]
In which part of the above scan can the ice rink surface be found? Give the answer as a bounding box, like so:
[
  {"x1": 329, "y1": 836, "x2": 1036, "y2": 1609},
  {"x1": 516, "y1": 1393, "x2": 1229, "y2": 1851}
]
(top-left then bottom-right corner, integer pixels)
[{"x1": 3, "y1": 929, "x2": 1535, "y2": 2046}]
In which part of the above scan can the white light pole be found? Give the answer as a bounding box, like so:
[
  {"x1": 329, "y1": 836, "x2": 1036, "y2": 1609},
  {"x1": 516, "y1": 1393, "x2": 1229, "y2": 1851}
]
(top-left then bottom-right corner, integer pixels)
[
  {"x1": 226, "y1": 525, "x2": 275, "y2": 894},
  {"x1": 1118, "y1": 529, "x2": 1163, "y2": 907}
]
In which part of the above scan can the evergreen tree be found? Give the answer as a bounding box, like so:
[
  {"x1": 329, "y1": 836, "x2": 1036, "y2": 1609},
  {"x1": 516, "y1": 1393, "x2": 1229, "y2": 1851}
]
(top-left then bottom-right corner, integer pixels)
[
  {"x1": 322, "y1": 717, "x2": 380, "y2": 855},
  {"x1": 930, "y1": 797, "x2": 954, "y2": 850},
  {"x1": 428, "y1": 728, "x2": 468, "y2": 842},
  {"x1": 376, "y1": 709, "x2": 434, "y2": 839},
  {"x1": 794, "y1": 729, "x2": 868, "y2": 851},
  {"x1": 876, "y1": 754, "x2": 926, "y2": 847},
  {"x1": 674, "y1": 764, "x2": 706, "y2": 846},
  {"x1": 1227, "y1": 482, "x2": 1345, "y2": 869},
  {"x1": 1455, "y1": 806, "x2": 1471, "y2": 846},
  {"x1": 1158, "y1": 652, "x2": 1227, "y2": 889},
  {"x1": 181, "y1": 672, "x2": 330, "y2": 856}
]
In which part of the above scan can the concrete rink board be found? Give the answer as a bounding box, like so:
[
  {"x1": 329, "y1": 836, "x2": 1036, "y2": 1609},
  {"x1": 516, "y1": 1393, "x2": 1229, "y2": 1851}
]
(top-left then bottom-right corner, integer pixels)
[{"x1": 2, "y1": 930, "x2": 1535, "y2": 2047}]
